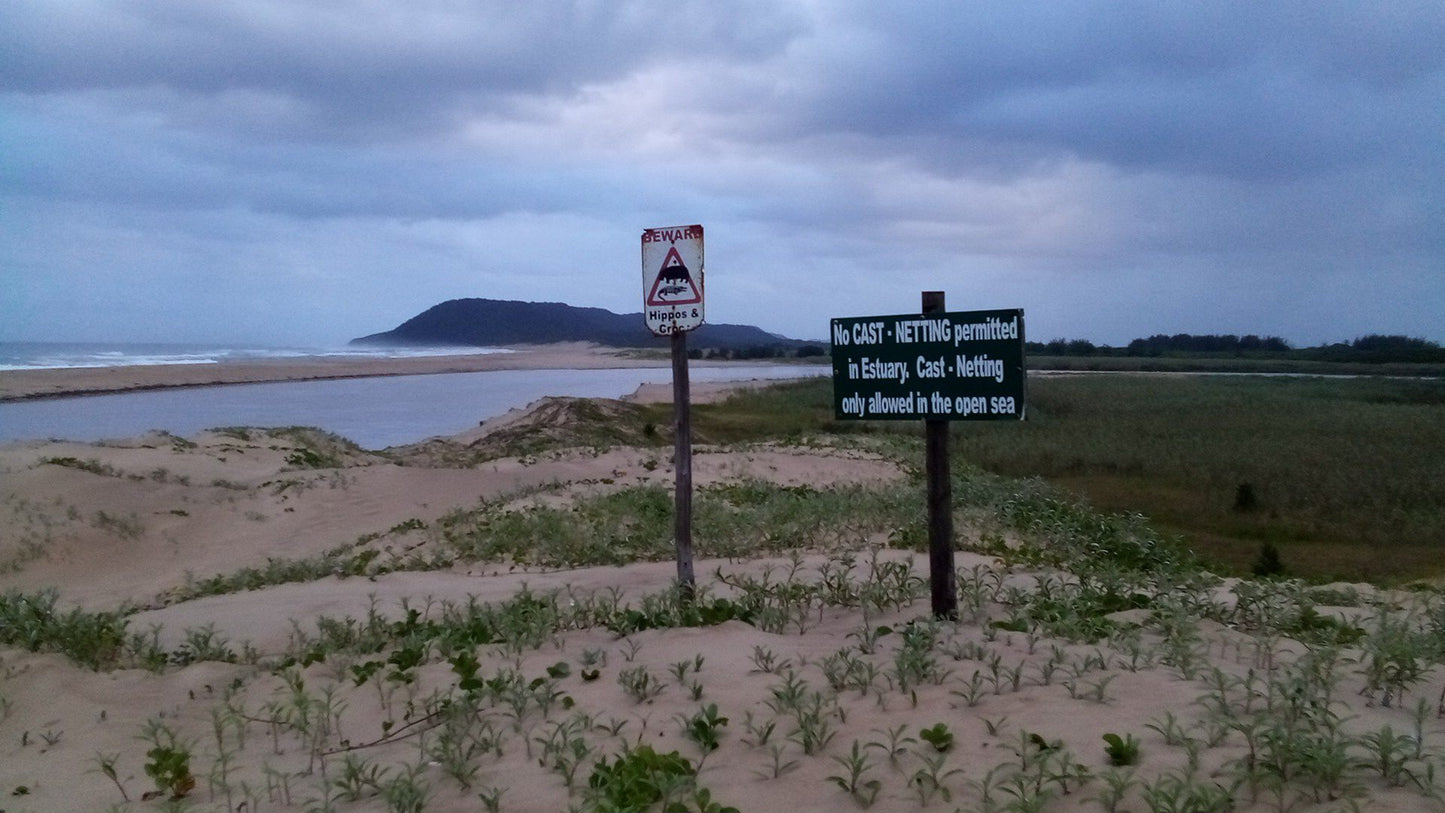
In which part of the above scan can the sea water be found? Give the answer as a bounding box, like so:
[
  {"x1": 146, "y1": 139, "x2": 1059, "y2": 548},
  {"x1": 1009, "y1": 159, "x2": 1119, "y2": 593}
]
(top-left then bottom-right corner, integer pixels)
[
  {"x1": 0, "y1": 341, "x2": 508, "y2": 371},
  {"x1": 0, "y1": 361, "x2": 824, "y2": 449}
]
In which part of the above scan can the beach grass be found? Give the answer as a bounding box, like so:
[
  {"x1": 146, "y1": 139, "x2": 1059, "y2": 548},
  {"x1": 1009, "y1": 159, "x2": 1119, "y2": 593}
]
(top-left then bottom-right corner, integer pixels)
[
  {"x1": 952, "y1": 375, "x2": 1445, "y2": 582},
  {"x1": 691, "y1": 375, "x2": 1445, "y2": 583},
  {"x1": 11, "y1": 373, "x2": 1445, "y2": 812}
]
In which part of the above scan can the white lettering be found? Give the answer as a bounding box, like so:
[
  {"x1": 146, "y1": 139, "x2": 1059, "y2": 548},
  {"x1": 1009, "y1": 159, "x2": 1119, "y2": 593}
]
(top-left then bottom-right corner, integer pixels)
[
  {"x1": 860, "y1": 356, "x2": 909, "y2": 385},
  {"x1": 953, "y1": 396, "x2": 989, "y2": 416},
  {"x1": 952, "y1": 316, "x2": 1019, "y2": 346},
  {"x1": 953, "y1": 354, "x2": 1005, "y2": 383},
  {"x1": 852, "y1": 322, "x2": 884, "y2": 345},
  {"x1": 868, "y1": 392, "x2": 915, "y2": 415},
  {"x1": 894, "y1": 318, "x2": 952, "y2": 344},
  {"x1": 916, "y1": 355, "x2": 946, "y2": 378}
]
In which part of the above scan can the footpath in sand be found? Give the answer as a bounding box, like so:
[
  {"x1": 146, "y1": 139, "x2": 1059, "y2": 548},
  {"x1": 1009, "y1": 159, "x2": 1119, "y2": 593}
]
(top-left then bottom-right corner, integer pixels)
[{"x1": 2, "y1": 382, "x2": 1444, "y2": 812}]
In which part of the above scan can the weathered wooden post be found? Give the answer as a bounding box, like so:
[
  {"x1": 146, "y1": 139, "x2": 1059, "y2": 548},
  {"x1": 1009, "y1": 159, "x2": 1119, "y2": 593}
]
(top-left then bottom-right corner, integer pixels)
[
  {"x1": 922, "y1": 291, "x2": 957, "y2": 620},
  {"x1": 830, "y1": 297, "x2": 1026, "y2": 622},
  {"x1": 670, "y1": 327, "x2": 695, "y2": 599},
  {"x1": 641, "y1": 224, "x2": 705, "y2": 601}
]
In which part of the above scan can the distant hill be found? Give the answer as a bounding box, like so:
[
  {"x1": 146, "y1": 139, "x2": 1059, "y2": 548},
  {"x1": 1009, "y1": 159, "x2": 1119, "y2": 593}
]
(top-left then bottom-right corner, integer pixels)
[{"x1": 350, "y1": 298, "x2": 808, "y2": 351}]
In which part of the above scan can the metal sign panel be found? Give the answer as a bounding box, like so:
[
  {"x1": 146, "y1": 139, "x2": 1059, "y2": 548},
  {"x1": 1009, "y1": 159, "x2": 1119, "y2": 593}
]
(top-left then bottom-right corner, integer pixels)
[
  {"x1": 642, "y1": 224, "x2": 704, "y2": 335},
  {"x1": 831, "y1": 308, "x2": 1026, "y2": 420}
]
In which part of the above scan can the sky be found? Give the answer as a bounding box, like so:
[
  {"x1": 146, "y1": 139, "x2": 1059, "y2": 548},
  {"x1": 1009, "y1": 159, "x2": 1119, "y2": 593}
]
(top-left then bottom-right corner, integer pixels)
[{"x1": 2, "y1": 1, "x2": 1442, "y2": 348}]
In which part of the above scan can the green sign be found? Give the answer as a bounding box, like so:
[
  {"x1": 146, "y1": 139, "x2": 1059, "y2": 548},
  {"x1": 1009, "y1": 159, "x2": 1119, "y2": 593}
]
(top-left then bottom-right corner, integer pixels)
[{"x1": 831, "y1": 308, "x2": 1026, "y2": 421}]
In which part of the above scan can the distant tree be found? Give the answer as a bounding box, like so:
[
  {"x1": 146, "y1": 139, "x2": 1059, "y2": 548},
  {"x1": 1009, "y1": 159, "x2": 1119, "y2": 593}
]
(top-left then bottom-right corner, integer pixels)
[
  {"x1": 1127, "y1": 335, "x2": 1167, "y2": 356},
  {"x1": 1033, "y1": 338, "x2": 1098, "y2": 356},
  {"x1": 1350, "y1": 334, "x2": 1445, "y2": 363},
  {"x1": 1125, "y1": 333, "x2": 1290, "y2": 356},
  {"x1": 1301, "y1": 335, "x2": 1445, "y2": 363}
]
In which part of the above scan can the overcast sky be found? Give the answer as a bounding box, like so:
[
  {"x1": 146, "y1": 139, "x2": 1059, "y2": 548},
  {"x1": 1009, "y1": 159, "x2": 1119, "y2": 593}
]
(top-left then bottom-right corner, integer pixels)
[{"x1": 3, "y1": 1, "x2": 1441, "y2": 347}]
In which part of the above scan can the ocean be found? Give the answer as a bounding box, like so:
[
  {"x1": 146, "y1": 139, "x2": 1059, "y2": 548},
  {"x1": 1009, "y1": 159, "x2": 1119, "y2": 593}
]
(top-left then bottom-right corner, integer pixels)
[
  {"x1": 0, "y1": 341, "x2": 509, "y2": 372},
  {"x1": 0, "y1": 342, "x2": 824, "y2": 448}
]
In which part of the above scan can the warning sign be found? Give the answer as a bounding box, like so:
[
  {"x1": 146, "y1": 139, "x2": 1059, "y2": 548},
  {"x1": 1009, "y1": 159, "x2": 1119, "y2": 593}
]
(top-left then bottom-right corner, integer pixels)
[
  {"x1": 830, "y1": 308, "x2": 1026, "y2": 421},
  {"x1": 642, "y1": 224, "x2": 704, "y2": 335},
  {"x1": 647, "y1": 246, "x2": 702, "y2": 306}
]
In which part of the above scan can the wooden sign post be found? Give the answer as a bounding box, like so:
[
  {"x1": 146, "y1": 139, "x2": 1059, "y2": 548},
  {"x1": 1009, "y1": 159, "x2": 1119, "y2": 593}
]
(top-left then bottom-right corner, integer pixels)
[
  {"x1": 922, "y1": 291, "x2": 956, "y2": 619},
  {"x1": 670, "y1": 328, "x2": 694, "y2": 598},
  {"x1": 642, "y1": 224, "x2": 705, "y2": 600},
  {"x1": 830, "y1": 295, "x2": 1027, "y2": 620}
]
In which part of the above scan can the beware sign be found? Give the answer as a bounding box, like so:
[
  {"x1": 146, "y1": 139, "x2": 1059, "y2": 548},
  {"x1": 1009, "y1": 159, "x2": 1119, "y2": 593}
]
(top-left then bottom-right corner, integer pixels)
[
  {"x1": 647, "y1": 246, "x2": 702, "y2": 306},
  {"x1": 642, "y1": 224, "x2": 704, "y2": 335}
]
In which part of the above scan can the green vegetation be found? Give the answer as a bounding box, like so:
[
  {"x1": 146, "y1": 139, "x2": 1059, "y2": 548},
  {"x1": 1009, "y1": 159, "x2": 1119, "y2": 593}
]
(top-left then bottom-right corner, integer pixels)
[
  {"x1": 950, "y1": 374, "x2": 1445, "y2": 581},
  {"x1": 10, "y1": 370, "x2": 1445, "y2": 811},
  {"x1": 38, "y1": 456, "x2": 122, "y2": 477},
  {"x1": 265, "y1": 426, "x2": 364, "y2": 469},
  {"x1": 0, "y1": 588, "x2": 129, "y2": 669},
  {"x1": 1029, "y1": 353, "x2": 1445, "y2": 377},
  {"x1": 158, "y1": 372, "x2": 1445, "y2": 596},
  {"x1": 667, "y1": 375, "x2": 1445, "y2": 582},
  {"x1": 919, "y1": 723, "x2": 954, "y2": 753},
  {"x1": 1102, "y1": 732, "x2": 1141, "y2": 766},
  {"x1": 718, "y1": 374, "x2": 1443, "y2": 582},
  {"x1": 585, "y1": 744, "x2": 734, "y2": 813},
  {"x1": 174, "y1": 541, "x2": 400, "y2": 601},
  {"x1": 442, "y1": 480, "x2": 924, "y2": 567},
  {"x1": 1029, "y1": 331, "x2": 1445, "y2": 372},
  {"x1": 142, "y1": 723, "x2": 196, "y2": 802},
  {"x1": 16, "y1": 496, "x2": 1445, "y2": 811}
]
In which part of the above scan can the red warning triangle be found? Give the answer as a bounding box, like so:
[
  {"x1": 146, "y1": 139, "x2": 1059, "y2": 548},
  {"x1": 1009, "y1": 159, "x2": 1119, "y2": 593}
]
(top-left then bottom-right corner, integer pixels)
[{"x1": 646, "y1": 245, "x2": 702, "y2": 306}]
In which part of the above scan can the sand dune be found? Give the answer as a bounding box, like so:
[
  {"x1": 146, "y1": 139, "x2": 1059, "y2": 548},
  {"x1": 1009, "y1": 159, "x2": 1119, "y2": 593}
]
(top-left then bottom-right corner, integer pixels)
[{"x1": 2, "y1": 384, "x2": 1443, "y2": 813}]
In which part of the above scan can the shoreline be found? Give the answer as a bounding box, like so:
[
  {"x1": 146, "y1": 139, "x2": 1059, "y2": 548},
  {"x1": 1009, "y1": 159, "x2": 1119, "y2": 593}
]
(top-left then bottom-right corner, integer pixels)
[{"x1": 0, "y1": 343, "x2": 675, "y2": 402}]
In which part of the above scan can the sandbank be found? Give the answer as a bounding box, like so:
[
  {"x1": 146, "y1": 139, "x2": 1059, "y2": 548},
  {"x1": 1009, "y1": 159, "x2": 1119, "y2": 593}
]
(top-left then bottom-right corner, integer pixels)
[{"x1": 0, "y1": 343, "x2": 662, "y2": 402}]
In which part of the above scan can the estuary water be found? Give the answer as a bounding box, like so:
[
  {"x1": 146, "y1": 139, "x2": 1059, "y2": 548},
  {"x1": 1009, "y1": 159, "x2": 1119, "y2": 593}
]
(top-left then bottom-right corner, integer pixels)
[{"x1": 0, "y1": 365, "x2": 824, "y2": 449}]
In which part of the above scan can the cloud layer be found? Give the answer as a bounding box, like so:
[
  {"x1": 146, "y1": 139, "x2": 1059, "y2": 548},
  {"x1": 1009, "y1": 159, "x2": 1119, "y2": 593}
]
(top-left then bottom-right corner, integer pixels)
[{"x1": 3, "y1": 1, "x2": 1441, "y2": 345}]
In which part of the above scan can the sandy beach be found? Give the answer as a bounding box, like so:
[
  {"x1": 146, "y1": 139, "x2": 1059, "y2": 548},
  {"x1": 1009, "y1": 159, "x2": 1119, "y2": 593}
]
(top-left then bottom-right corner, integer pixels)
[
  {"x1": 0, "y1": 344, "x2": 667, "y2": 402},
  {"x1": 3, "y1": 371, "x2": 1444, "y2": 812}
]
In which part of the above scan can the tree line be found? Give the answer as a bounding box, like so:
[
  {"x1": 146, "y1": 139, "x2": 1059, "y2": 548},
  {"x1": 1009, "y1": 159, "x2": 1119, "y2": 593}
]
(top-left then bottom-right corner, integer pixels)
[
  {"x1": 1022, "y1": 333, "x2": 1444, "y2": 363},
  {"x1": 701, "y1": 333, "x2": 1442, "y2": 365}
]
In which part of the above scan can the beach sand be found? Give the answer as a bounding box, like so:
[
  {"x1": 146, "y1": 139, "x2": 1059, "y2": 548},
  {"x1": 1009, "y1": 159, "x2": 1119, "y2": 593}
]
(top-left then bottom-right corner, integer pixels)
[{"x1": 0, "y1": 375, "x2": 1440, "y2": 812}]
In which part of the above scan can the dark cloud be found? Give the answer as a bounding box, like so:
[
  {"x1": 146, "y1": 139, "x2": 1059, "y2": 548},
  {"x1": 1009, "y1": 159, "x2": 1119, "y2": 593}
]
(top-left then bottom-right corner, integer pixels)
[
  {"x1": 767, "y1": 3, "x2": 1445, "y2": 180},
  {"x1": 2, "y1": 1, "x2": 807, "y2": 140},
  {"x1": 1, "y1": 1, "x2": 1440, "y2": 346}
]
